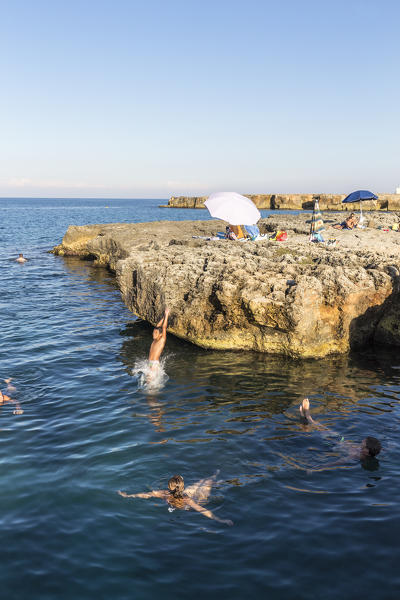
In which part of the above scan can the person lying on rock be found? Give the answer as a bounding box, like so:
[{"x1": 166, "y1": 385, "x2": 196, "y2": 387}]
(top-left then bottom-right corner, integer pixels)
[
  {"x1": 0, "y1": 382, "x2": 23, "y2": 415},
  {"x1": 332, "y1": 213, "x2": 359, "y2": 230},
  {"x1": 118, "y1": 473, "x2": 233, "y2": 525},
  {"x1": 299, "y1": 398, "x2": 381, "y2": 467}
]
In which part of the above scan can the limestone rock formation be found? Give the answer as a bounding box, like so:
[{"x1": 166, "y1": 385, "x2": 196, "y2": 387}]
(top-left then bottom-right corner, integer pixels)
[{"x1": 52, "y1": 213, "x2": 400, "y2": 357}]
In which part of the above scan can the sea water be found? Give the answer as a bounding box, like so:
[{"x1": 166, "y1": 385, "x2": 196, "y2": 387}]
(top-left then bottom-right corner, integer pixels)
[{"x1": 1, "y1": 198, "x2": 400, "y2": 600}]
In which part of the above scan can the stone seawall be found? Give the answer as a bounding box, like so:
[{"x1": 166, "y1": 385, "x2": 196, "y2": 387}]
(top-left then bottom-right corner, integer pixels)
[
  {"x1": 163, "y1": 193, "x2": 400, "y2": 211},
  {"x1": 52, "y1": 212, "x2": 400, "y2": 358}
]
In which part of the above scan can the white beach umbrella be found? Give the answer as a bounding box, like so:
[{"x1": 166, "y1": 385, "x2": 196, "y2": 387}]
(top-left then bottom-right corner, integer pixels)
[{"x1": 204, "y1": 192, "x2": 261, "y2": 226}]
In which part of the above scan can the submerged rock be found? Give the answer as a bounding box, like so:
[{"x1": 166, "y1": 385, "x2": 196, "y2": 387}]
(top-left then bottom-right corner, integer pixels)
[{"x1": 52, "y1": 213, "x2": 400, "y2": 358}]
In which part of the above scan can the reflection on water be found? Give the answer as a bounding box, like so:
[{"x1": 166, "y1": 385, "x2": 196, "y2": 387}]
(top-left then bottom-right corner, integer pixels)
[
  {"x1": 117, "y1": 319, "x2": 399, "y2": 504},
  {"x1": 120, "y1": 320, "x2": 392, "y2": 427},
  {"x1": 60, "y1": 255, "x2": 119, "y2": 287}
]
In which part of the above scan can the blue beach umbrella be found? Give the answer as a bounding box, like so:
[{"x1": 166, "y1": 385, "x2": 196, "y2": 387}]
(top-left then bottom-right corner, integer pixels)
[
  {"x1": 342, "y1": 189, "x2": 378, "y2": 222},
  {"x1": 342, "y1": 190, "x2": 378, "y2": 204}
]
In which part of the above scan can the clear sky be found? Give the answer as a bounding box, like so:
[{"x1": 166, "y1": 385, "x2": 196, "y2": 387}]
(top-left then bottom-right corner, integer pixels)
[{"x1": 0, "y1": 0, "x2": 399, "y2": 198}]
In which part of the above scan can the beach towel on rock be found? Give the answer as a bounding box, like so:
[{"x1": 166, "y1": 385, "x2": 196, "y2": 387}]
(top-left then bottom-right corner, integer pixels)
[{"x1": 244, "y1": 225, "x2": 260, "y2": 240}]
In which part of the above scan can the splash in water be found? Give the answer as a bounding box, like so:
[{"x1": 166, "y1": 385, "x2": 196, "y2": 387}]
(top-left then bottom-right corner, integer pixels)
[{"x1": 131, "y1": 357, "x2": 169, "y2": 391}]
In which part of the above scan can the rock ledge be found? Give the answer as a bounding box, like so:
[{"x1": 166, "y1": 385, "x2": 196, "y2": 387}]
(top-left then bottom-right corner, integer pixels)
[{"x1": 52, "y1": 213, "x2": 400, "y2": 357}]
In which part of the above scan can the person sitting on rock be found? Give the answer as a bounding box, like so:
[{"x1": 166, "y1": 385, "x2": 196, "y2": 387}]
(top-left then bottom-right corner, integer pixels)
[
  {"x1": 16, "y1": 253, "x2": 28, "y2": 263},
  {"x1": 0, "y1": 382, "x2": 23, "y2": 415},
  {"x1": 332, "y1": 213, "x2": 359, "y2": 230},
  {"x1": 118, "y1": 472, "x2": 233, "y2": 525},
  {"x1": 299, "y1": 398, "x2": 381, "y2": 466},
  {"x1": 226, "y1": 225, "x2": 246, "y2": 240}
]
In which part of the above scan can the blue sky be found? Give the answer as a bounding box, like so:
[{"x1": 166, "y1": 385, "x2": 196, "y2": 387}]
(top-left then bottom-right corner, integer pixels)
[{"x1": 0, "y1": 0, "x2": 399, "y2": 198}]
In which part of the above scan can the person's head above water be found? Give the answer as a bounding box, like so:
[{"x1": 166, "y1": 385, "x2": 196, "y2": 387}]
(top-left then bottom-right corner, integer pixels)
[
  {"x1": 361, "y1": 436, "x2": 381, "y2": 458},
  {"x1": 168, "y1": 475, "x2": 184, "y2": 498}
]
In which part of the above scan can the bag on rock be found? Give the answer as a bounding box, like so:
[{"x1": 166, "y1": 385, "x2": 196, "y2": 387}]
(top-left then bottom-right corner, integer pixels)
[{"x1": 275, "y1": 230, "x2": 287, "y2": 241}]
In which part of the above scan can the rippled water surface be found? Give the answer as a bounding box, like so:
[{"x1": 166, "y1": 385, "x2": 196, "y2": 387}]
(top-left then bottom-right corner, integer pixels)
[{"x1": 1, "y1": 198, "x2": 400, "y2": 599}]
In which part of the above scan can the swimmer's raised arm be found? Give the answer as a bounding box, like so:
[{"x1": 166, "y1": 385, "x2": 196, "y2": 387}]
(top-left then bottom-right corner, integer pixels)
[
  {"x1": 162, "y1": 308, "x2": 169, "y2": 335},
  {"x1": 300, "y1": 398, "x2": 341, "y2": 441},
  {"x1": 299, "y1": 398, "x2": 319, "y2": 426},
  {"x1": 154, "y1": 308, "x2": 169, "y2": 337},
  {"x1": 155, "y1": 308, "x2": 169, "y2": 329},
  {"x1": 118, "y1": 490, "x2": 166, "y2": 499},
  {"x1": 186, "y1": 497, "x2": 233, "y2": 526}
]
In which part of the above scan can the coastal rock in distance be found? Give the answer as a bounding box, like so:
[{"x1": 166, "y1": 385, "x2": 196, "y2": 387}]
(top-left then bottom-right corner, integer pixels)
[
  {"x1": 166, "y1": 193, "x2": 400, "y2": 211},
  {"x1": 52, "y1": 213, "x2": 400, "y2": 358}
]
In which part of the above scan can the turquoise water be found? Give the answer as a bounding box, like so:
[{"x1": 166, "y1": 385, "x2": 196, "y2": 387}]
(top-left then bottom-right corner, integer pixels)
[{"x1": 1, "y1": 198, "x2": 400, "y2": 599}]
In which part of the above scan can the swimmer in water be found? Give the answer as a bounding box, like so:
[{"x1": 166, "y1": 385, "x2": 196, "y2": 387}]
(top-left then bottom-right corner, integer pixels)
[
  {"x1": 0, "y1": 383, "x2": 23, "y2": 415},
  {"x1": 16, "y1": 253, "x2": 28, "y2": 263},
  {"x1": 118, "y1": 472, "x2": 233, "y2": 525},
  {"x1": 299, "y1": 398, "x2": 381, "y2": 465},
  {"x1": 149, "y1": 308, "x2": 169, "y2": 364},
  {"x1": 146, "y1": 308, "x2": 169, "y2": 384}
]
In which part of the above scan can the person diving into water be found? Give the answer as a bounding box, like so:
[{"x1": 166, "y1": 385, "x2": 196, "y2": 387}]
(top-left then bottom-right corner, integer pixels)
[
  {"x1": 149, "y1": 308, "x2": 169, "y2": 363},
  {"x1": 145, "y1": 308, "x2": 170, "y2": 386},
  {"x1": 118, "y1": 472, "x2": 233, "y2": 525},
  {"x1": 299, "y1": 398, "x2": 381, "y2": 467}
]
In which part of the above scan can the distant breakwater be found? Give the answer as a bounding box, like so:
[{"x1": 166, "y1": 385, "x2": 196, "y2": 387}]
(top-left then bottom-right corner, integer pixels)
[{"x1": 161, "y1": 193, "x2": 400, "y2": 211}]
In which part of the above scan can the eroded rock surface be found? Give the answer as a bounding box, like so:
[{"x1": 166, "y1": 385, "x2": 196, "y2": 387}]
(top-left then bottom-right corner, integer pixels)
[{"x1": 52, "y1": 213, "x2": 400, "y2": 357}]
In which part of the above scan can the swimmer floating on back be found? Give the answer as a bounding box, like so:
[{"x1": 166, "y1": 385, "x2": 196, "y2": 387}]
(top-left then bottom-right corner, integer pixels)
[
  {"x1": 299, "y1": 398, "x2": 381, "y2": 466},
  {"x1": 118, "y1": 472, "x2": 233, "y2": 525}
]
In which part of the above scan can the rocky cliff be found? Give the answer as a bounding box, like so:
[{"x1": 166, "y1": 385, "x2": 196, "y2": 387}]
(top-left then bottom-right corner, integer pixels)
[
  {"x1": 165, "y1": 193, "x2": 400, "y2": 211},
  {"x1": 52, "y1": 212, "x2": 400, "y2": 358}
]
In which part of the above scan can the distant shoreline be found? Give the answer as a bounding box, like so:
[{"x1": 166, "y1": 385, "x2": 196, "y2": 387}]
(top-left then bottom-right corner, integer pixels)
[{"x1": 162, "y1": 193, "x2": 400, "y2": 211}]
